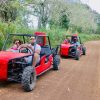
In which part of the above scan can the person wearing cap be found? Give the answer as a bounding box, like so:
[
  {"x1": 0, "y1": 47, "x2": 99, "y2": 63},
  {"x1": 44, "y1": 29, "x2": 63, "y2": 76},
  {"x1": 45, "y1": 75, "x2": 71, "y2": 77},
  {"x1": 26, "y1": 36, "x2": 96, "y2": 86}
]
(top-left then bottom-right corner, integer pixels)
[
  {"x1": 19, "y1": 36, "x2": 41, "y2": 67},
  {"x1": 71, "y1": 35, "x2": 80, "y2": 46}
]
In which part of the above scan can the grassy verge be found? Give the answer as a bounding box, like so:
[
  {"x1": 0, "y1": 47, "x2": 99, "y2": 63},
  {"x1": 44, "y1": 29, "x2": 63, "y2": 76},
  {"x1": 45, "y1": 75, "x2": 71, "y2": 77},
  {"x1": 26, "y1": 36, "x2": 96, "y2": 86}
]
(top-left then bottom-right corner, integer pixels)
[{"x1": 79, "y1": 34, "x2": 100, "y2": 42}]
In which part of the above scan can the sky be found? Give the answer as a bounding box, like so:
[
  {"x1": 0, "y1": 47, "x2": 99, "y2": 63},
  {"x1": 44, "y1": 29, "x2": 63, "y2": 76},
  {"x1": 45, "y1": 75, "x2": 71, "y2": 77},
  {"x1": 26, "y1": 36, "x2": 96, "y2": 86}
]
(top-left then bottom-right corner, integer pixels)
[{"x1": 81, "y1": 0, "x2": 100, "y2": 13}]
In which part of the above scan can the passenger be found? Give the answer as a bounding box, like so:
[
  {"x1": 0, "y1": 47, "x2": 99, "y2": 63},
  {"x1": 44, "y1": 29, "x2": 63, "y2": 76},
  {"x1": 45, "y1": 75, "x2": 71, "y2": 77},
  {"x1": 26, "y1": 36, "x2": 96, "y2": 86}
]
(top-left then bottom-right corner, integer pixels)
[
  {"x1": 19, "y1": 36, "x2": 41, "y2": 67},
  {"x1": 63, "y1": 38, "x2": 70, "y2": 44},
  {"x1": 7, "y1": 39, "x2": 22, "y2": 52}
]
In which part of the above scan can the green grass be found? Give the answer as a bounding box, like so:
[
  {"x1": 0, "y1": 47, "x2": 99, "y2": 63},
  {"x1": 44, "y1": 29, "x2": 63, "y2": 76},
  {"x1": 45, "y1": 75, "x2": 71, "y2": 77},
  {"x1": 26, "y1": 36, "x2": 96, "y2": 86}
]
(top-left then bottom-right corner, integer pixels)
[{"x1": 79, "y1": 33, "x2": 100, "y2": 42}]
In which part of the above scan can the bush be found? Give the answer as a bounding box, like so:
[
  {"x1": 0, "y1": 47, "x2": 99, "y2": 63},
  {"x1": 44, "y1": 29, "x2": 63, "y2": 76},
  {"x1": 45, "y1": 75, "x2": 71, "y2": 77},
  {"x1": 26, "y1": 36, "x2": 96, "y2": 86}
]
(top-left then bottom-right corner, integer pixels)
[
  {"x1": 35, "y1": 28, "x2": 100, "y2": 46},
  {"x1": 0, "y1": 26, "x2": 100, "y2": 50}
]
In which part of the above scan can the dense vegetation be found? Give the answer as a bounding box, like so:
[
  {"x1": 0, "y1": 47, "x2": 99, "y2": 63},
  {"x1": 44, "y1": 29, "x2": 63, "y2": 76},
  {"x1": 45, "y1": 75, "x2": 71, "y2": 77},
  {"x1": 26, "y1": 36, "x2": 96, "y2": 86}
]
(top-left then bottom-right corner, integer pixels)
[{"x1": 0, "y1": 0, "x2": 100, "y2": 49}]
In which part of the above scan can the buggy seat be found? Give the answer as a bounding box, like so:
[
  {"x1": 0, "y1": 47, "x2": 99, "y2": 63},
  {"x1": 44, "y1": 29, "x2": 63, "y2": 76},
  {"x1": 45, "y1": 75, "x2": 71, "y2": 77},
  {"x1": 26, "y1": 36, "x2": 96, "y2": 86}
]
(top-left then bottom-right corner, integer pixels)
[
  {"x1": 40, "y1": 45, "x2": 51, "y2": 57},
  {"x1": 34, "y1": 45, "x2": 52, "y2": 66}
]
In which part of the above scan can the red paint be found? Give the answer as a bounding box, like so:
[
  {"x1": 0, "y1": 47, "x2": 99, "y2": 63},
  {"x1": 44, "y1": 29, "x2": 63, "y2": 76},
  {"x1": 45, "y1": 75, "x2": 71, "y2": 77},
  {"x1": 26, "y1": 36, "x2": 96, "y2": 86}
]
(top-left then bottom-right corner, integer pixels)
[
  {"x1": 34, "y1": 32, "x2": 46, "y2": 46},
  {"x1": 36, "y1": 55, "x2": 53, "y2": 75},
  {"x1": 72, "y1": 34, "x2": 78, "y2": 36},
  {"x1": 60, "y1": 43, "x2": 74, "y2": 56},
  {"x1": 0, "y1": 51, "x2": 30, "y2": 80}
]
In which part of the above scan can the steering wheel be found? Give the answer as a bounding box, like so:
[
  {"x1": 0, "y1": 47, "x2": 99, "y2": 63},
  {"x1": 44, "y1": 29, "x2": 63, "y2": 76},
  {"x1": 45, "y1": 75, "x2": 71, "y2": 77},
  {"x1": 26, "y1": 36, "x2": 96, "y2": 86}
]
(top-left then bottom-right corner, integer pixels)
[{"x1": 19, "y1": 47, "x2": 32, "y2": 54}]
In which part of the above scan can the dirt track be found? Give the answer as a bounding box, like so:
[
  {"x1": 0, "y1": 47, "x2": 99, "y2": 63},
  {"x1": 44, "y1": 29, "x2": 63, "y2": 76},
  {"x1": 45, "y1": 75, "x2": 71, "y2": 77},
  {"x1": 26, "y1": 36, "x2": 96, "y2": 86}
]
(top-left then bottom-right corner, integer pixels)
[{"x1": 0, "y1": 41, "x2": 100, "y2": 100}]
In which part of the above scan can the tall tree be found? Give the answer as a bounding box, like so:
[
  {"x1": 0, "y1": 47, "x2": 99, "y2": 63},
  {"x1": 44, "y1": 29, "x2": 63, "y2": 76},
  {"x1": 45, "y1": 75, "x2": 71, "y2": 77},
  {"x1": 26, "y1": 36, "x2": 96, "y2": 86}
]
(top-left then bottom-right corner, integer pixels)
[
  {"x1": 59, "y1": 10, "x2": 70, "y2": 29},
  {"x1": 25, "y1": 0, "x2": 70, "y2": 29},
  {"x1": 0, "y1": 0, "x2": 21, "y2": 22}
]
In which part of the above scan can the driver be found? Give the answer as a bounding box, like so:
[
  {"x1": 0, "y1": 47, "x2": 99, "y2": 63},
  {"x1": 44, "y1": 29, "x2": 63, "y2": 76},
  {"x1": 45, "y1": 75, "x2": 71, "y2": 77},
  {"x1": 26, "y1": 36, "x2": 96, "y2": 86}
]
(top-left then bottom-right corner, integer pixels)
[
  {"x1": 71, "y1": 36, "x2": 80, "y2": 46},
  {"x1": 19, "y1": 36, "x2": 41, "y2": 67}
]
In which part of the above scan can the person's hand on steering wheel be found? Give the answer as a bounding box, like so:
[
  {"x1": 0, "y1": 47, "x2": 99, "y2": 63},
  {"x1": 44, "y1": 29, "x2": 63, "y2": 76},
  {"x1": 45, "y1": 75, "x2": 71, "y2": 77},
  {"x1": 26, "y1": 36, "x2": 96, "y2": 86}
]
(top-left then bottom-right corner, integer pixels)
[{"x1": 19, "y1": 44, "x2": 34, "y2": 54}]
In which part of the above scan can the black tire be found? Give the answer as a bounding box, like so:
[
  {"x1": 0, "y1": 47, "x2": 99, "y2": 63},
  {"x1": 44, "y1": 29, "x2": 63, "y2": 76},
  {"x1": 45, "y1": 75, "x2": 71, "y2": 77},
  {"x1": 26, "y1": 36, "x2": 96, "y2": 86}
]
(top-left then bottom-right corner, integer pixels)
[
  {"x1": 82, "y1": 47, "x2": 86, "y2": 55},
  {"x1": 53, "y1": 55, "x2": 60, "y2": 70},
  {"x1": 21, "y1": 66, "x2": 36, "y2": 92},
  {"x1": 75, "y1": 51, "x2": 80, "y2": 60}
]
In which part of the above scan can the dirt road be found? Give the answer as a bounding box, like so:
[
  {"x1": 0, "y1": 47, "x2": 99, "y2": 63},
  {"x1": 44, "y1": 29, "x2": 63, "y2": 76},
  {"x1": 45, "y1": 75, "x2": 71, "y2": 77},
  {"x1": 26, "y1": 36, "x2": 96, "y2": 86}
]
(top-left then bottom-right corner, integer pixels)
[{"x1": 0, "y1": 41, "x2": 100, "y2": 100}]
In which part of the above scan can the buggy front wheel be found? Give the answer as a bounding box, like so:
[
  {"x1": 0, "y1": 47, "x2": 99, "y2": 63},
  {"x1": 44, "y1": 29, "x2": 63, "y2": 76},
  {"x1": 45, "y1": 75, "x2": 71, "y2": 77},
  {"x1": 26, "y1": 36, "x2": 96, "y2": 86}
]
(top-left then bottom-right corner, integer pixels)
[
  {"x1": 75, "y1": 51, "x2": 80, "y2": 60},
  {"x1": 53, "y1": 55, "x2": 60, "y2": 70},
  {"x1": 82, "y1": 47, "x2": 86, "y2": 55},
  {"x1": 21, "y1": 66, "x2": 36, "y2": 92}
]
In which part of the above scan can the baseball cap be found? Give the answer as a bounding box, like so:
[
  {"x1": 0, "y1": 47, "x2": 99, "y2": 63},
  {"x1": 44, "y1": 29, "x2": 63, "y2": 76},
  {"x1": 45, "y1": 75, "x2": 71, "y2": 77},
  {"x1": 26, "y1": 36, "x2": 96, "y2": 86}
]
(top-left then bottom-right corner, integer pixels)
[{"x1": 30, "y1": 36, "x2": 35, "y2": 40}]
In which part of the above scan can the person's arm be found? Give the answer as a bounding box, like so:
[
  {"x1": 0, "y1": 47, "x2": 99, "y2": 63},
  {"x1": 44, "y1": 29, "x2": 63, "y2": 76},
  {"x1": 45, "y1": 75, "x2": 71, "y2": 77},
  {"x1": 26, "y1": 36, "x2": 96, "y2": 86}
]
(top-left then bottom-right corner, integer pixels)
[
  {"x1": 34, "y1": 45, "x2": 41, "y2": 54},
  {"x1": 27, "y1": 44, "x2": 41, "y2": 54},
  {"x1": 19, "y1": 44, "x2": 28, "y2": 48},
  {"x1": 35, "y1": 50, "x2": 41, "y2": 54},
  {"x1": 27, "y1": 45, "x2": 34, "y2": 52},
  {"x1": 7, "y1": 45, "x2": 18, "y2": 51}
]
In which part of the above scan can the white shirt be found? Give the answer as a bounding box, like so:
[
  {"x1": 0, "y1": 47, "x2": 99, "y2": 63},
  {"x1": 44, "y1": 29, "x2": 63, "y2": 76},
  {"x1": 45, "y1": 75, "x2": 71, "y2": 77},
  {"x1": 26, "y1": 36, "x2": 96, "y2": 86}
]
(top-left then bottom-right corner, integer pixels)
[
  {"x1": 30, "y1": 44, "x2": 41, "y2": 54},
  {"x1": 26, "y1": 44, "x2": 41, "y2": 63}
]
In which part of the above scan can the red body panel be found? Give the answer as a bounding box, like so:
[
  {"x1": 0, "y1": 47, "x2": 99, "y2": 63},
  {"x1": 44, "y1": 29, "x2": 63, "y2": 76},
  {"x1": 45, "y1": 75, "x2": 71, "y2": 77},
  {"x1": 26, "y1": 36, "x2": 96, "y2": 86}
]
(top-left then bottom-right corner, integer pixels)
[
  {"x1": 0, "y1": 51, "x2": 31, "y2": 80},
  {"x1": 34, "y1": 32, "x2": 46, "y2": 36},
  {"x1": 0, "y1": 51, "x2": 30, "y2": 60},
  {"x1": 36, "y1": 55, "x2": 53, "y2": 75},
  {"x1": 0, "y1": 59, "x2": 9, "y2": 80},
  {"x1": 34, "y1": 32, "x2": 53, "y2": 75},
  {"x1": 60, "y1": 43, "x2": 73, "y2": 56},
  {"x1": 34, "y1": 32, "x2": 46, "y2": 46}
]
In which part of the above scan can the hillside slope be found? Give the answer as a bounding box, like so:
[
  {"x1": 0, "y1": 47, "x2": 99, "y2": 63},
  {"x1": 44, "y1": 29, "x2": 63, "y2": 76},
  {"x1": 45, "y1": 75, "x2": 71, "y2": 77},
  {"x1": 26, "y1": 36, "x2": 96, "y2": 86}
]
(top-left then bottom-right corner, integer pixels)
[{"x1": 65, "y1": 2, "x2": 97, "y2": 33}]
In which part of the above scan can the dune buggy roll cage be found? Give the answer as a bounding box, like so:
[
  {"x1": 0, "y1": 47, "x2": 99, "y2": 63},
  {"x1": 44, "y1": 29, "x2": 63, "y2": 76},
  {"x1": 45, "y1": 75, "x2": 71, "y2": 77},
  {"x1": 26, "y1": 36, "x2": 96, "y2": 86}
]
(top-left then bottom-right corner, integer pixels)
[
  {"x1": 65, "y1": 35, "x2": 82, "y2": 44},
  {"x1": 2, "y1": 33, "x2": 52, "y2": 50}
]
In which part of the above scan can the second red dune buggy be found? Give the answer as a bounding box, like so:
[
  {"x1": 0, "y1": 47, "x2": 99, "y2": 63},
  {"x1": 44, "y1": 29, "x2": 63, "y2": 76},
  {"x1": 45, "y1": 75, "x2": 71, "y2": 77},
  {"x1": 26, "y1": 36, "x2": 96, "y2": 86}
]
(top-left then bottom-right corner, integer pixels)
[
  {"x1": 0, "y1": 32, "x2": 60, "y2": 92},
  {"x1": 60, "y1": 34, "x2": 86, "y2": 60}
]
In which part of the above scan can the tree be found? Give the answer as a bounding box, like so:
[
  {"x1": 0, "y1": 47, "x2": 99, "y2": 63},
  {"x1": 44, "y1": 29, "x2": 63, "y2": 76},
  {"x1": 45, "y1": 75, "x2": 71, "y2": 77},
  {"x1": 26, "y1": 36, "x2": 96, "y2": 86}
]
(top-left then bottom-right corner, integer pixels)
[
  {"x1": 59, "y1": 10, "x2": 70, "y2": 29},
  {"x1": 25, "y1": 0, "x2": 70, "y2": 29},
  {"x1": 0, "y1": 0, "x2": 19, "y2": 22},
  {"x1": 25, "y1": 0, "x2": 52, "y2": 28}
]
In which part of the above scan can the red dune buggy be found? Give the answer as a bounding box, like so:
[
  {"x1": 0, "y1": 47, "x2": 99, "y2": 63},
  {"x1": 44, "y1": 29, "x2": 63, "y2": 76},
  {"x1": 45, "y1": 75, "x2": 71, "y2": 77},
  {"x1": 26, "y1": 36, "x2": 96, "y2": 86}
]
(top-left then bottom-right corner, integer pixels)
[
  {"x1": 0, "y1": 32, "x2": 60, "y2": 92},
  {"x1": 60, "y1": 34, "x2": 86, "y2": 60}
]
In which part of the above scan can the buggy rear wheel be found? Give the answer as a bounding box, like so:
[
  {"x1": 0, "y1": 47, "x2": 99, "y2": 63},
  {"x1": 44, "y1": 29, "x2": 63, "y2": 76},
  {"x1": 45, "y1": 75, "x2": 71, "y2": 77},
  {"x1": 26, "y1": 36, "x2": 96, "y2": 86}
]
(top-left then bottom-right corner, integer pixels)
[
  {"x1": 21, "y1": 66, "x2": 36, "y2": 92},
  {"x1": 53, "y1": 55, "x2": 60, "y2": 70}
]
